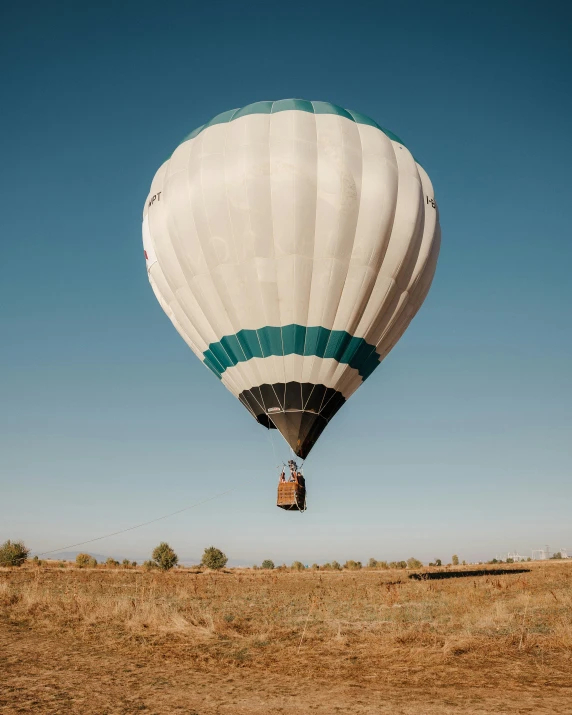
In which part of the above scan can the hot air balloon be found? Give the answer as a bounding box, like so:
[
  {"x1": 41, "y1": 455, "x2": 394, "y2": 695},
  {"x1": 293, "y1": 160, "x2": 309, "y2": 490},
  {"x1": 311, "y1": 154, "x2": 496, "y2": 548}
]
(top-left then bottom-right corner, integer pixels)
[{"x1": 142, "y1": 99, "x2": 440, "y2": 509}]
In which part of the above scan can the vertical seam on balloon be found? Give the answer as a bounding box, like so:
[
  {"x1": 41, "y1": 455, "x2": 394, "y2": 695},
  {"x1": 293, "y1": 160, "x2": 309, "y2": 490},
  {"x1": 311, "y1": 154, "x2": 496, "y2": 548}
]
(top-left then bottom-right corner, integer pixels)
[
  {"x1": 300, "y1": 104, "x2": 319, "y2": 410},
  {"x1": 364, "y1": 154, "x2": 398, "y2": 271},
  {"x1": 179, "y1": 135, "x2": 230, "y2": 362},
  {"x1": 302, "y1": 107, "x2": 337, "y2": 409},
  {"x1": 294, "y1": 109, "x2": 316, "y2": 409},
  {"x1": 318, "y1": 117, "x2": 367, "y2": 413},
  {"x1": 193, "y1": 132, "x2": 247, "y2": 391},
  {"x1": 319, "y1": 120, "x2": 372, "y2": 412},
  {"x1": 154, "y1": 152, "x2": 237, "y2": 389},
  {"x1": 316, "y1": 115, "x2": 361, "y2": 416},
  {"x1": 220, "y1": 111, "x2": 258, "y2": 375},
  {"x1": 237, "y1": 118, "x2": 268, "y2": 386},
  {"x1": 239, "y1": 113, "x2": 282, "y2": 411},
  {"x1": 376, "y1": 226, "x2": 440, "y2": 362},
  {"x1": 238, "y1": 393, "x2": 258, "y2": 421},
  {"x1": 353, "y1": 146, "x2": 428, "y2": 378},
  {"x1": 269, "y1": 108, "x2": 288, "y2": 411},
  {"x1": 367, "y1": 154, "x2": 425, "y2": 353},
  {"x1": 351, "y1": 134, "x2": 403, "y2": 359},
  {"x1": 248, "y1": 385, "x2": 269, "y2": 416}
]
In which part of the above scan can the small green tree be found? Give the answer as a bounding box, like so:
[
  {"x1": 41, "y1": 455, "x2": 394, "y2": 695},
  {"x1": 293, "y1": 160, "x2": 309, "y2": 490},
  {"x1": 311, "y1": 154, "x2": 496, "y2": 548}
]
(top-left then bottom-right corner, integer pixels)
[
  {"x1": 452, "y1": 554, "x2": 459, "y2": 566},
  {"x1": 143, "y1": 560, "x2": 158, "y2": 570},
  {"x1": 291, "y1": 561, "x2": 305, "y2": 571},
  {"x1": 407, "y1": 557, "x2": 423, "y2": 569},
  {"x1": 261, "y1": 559, "x2": 275, "y2": 570},
  {"x1": 89, "y1": 557, "x2": 98, "y2": 568},
  {"x1": 367, "y1": 558, "x2": 379, "y2": 568},
  {"x1": 76, "y1": 553, "x2": 92, "y2": 568},
  {"x1": 106, "y1": 557, "x2": 119, "y2": 567},
  {"x1": 131, "y1": 561, "x2": 137, "y2": 568},
  {"x1": 330, "y1": 560, "x2": 341, "y2": 570},
  {"x1": 201, "y1": 546, "x2": 227, "y2": 570},
  {"x1": 152, "y1": 542, "x2": 179, "y2": 571},
  {"x1": 122, "y1": 559, "x2": 131, "y2": 568},
  {"x1": 0, "y1": 540, "x2": 30, "y2": 567},
  {"x1": 344, "y1": 560, "x2": 362, "y2": 570},
  {"x1": 389, "y1": 561, "x2": 407, "y2": 569}
]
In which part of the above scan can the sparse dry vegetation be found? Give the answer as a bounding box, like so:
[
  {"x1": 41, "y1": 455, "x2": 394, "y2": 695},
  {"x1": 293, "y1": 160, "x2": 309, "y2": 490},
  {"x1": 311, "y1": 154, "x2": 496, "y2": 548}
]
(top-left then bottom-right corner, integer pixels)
[
  {"x1": 0, "y1": 539, "x2": 30, "y2": 567},
  {"x1": 1, "y1": 561, "x2": 571, "y2": 712}
]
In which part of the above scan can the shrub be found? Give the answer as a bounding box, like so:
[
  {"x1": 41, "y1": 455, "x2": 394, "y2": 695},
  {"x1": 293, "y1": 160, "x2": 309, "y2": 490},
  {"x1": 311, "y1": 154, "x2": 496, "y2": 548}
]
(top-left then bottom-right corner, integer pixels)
[
  {"x1": 143, "y1": 560, "x2": 158, "y2": 570},
  {"x1": 344, "y1": 560, "x2": 362, "y2": 570},
  {"x1": 201, "y1": 546, "x2": 227, "y2": 570},
  {"x1": 152, "y1": 542, "x2": 179, "y2": 571},
  {"x1": 368, "y1": 558, "x2": 389, "y2": 569},
  {"x1": 322, "y1": 562, "x2": 332, "y2": 570},
  {"x1": 89, "y1": 557, "x2": 98, "y2": 567},
  {"x1": 261, "y1": 559, "x2": 275, "y2": 570},
  {"x1": 131, "y1": 561, "x2": 137, "y2": 568},
  {"x1": 0, "y1": 541, "x2": 30, "y2": 567},
  {"x1": 106, "y1": 557, "x2": 119, "y2": 567},
  {"x1": 76, "y1": 553, "x2": 92, "y2": 568},
  {"x1": 122, "y1": 559, "x2": 131, "y2": 568},
  {"x1": 407, "y1": 557, "x2": 423, "y2": 569},
  {"x1": 330, "y1": 560, "x2": 342, "y2": 571},
  {"x1": 389, "y1": 561, "x2": 407, "y2": 569},
  {"x1": 452, "y1": 554, "x2": 459, "y2": 566},
  {"x1": 291, "y1": 561, "x2": 305, "y2": 571}
]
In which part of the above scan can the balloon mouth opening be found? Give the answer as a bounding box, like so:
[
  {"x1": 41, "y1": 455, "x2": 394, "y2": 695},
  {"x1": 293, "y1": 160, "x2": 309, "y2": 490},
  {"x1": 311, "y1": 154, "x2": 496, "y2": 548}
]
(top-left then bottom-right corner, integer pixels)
[
  {"x1": 257, "y1": 408, "x2": 326, "y2": 429},
  {"x1": 257, "y1": 409, "x2": 329, "y2": 459}
]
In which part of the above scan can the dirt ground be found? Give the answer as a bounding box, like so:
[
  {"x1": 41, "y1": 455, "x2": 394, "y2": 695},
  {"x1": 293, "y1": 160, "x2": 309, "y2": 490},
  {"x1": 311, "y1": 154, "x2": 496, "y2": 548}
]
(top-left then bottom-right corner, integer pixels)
[
  {"x1": 1, "y1": 622, "x2": 570, "y2": 714},
  {"x1": 2, "y1": 563, "x2": 572, "y2": 713}
]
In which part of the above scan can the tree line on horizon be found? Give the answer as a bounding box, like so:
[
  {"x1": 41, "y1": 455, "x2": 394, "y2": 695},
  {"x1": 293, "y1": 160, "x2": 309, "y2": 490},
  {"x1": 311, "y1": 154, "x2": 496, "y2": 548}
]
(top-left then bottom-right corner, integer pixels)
[{"x1": 2, "y1": 540, "x2": 562, "y2": 570}]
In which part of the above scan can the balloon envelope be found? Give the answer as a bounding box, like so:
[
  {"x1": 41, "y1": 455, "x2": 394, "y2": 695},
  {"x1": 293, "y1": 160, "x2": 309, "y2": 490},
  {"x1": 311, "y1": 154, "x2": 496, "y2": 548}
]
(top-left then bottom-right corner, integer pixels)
[{"x1": 143, "y1": 100, "x2": 440, "y2": 458}]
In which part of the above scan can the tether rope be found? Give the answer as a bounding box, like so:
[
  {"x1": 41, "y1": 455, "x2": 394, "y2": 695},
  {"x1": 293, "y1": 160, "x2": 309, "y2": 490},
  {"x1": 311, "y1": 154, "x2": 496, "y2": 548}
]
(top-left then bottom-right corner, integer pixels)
[{"x1": 35, "y1": 472, "x2": 263, "y2": 557}]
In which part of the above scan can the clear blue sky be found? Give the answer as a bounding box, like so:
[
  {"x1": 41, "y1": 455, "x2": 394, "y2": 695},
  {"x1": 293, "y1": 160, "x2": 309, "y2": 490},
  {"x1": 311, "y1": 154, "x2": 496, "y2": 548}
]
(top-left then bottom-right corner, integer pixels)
[{"x1": 1, "y1": 0, "x2": 571, "y2": 565}]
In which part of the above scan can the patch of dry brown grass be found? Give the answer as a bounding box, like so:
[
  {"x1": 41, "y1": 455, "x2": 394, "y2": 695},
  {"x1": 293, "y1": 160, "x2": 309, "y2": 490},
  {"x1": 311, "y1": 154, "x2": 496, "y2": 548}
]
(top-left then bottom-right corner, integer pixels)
[{"x1": 1, "y1": 560, "x2": 571, "y2": 685}]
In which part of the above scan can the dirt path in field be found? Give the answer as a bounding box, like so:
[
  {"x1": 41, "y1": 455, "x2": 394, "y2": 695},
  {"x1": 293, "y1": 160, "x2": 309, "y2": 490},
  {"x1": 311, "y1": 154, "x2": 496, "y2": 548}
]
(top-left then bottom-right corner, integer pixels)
[{"x1": 1, "y1": 623, "x2": 571, "y2": 714}]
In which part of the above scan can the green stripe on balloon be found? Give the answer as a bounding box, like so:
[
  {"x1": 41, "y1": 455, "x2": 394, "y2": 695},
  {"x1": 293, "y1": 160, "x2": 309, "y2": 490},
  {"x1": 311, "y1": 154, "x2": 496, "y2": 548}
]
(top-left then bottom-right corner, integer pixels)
[{"x1": 202, "y1": 325, "x2": 381, "y2": 381}]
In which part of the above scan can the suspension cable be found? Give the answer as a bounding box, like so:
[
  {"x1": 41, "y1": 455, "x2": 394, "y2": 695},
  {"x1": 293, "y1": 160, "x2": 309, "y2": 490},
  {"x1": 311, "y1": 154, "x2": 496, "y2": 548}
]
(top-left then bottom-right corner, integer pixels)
[{"x1": 35, "y1": 472, "x2": 263, "y2": 557}]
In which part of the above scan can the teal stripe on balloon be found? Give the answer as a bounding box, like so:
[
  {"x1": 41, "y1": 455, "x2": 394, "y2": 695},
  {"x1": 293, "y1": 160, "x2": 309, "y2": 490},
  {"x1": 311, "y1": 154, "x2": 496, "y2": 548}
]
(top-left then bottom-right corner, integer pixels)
[
  {"x1": 202, "y1": 325, "x2": 381, "y2": 381},
  {"x1": 178, "y1": 99, "x2": 407, "y2": 149}
]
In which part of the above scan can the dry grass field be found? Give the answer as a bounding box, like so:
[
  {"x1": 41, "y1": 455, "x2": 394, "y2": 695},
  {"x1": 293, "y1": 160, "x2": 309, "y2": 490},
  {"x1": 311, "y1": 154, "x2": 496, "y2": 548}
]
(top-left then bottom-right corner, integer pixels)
[{"x1": 1, "y1": 561, "x2": 572, "y2": 713}]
